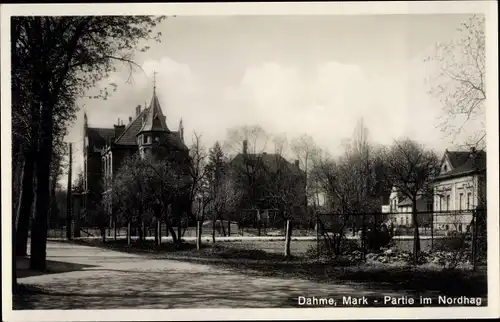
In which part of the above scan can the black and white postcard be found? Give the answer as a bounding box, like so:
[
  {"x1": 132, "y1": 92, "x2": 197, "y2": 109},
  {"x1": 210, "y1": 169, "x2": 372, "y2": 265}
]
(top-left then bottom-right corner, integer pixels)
[{"x1": 1, "y1": 1, "x2": 499, "y2": 321}]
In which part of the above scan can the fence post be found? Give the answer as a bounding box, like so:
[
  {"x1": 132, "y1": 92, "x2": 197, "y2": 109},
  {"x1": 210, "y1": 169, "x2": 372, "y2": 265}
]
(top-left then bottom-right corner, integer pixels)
[
  {"x1": 316, "y1": 215, "x2": 319, "y2": 261},
  {"x1": 471, "y1": 209, "x2": 478, "y2": 271},
  {"x1": 430, "y1": 213, "x2": 434, "y2": 251},
  {"x1": 361, "y1": 213, "x2": 366, "y2": 261}
]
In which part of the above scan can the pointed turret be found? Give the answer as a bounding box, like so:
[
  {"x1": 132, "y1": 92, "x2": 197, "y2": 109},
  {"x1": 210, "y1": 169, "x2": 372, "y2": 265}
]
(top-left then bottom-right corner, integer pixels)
[
  {"x1": 136, "y1": 77, "x2": 170, "y2": 158},
  {"x1": 138, "y1": 92, "x2": 170, "y2": 133}
]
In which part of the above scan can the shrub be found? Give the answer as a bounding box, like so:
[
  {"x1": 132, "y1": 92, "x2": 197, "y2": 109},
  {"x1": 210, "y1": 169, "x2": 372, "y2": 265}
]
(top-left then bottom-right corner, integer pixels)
[
  {"x1": 434, "y1": 234, "x2": 470, "y2": 252},
  {"x1": 365, "y1": 228, "x2": 392, "y2": 251}
]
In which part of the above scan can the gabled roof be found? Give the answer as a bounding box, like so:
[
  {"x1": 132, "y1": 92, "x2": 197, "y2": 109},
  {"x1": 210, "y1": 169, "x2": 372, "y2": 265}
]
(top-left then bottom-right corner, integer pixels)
[
  {"x1": 87, "y1": 127, "x2": 115, "y2": 149},
  {"x1": 138, "y1": 92, "x2": 169, "y2": 133},
  {"x1": 229, "y1": 153, "x2": 302, "y2": 174},
  {"x1": 446, "y1": 151, "x2": 471, "y2": 168},
  {"x1": 436, "y1": 150, "x2": 486, "y2": 180},
  {"x1": 114, "y1": 108, "x2": 148, "y2": 146}
]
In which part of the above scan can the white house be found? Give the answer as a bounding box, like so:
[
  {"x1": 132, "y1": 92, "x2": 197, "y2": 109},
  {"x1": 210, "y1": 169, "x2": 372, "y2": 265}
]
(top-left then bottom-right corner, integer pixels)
[
  {"x1": 432, "y1": 148, "x2": 486, "y2": 232},
  {"x1": 382, "y1": 186, "x2": 433, "y2": 228}
]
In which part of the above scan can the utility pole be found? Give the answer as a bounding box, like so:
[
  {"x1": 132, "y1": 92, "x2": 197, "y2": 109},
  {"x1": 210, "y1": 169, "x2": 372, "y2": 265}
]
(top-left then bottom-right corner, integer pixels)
[{"x1": 66, "y1": 143, "x2": 73, "y2": 240}]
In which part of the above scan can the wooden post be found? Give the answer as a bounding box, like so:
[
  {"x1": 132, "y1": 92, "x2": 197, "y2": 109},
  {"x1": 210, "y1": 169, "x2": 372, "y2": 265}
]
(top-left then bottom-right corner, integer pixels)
[
  {"x1": 316, "y1": 215, "x2": 320, "y2": 261},
  {"x1": 66, "y1": 143, "x2": 72, "y2": 240},
  {"x1": 284, "y1": 219, "x2": 292, "y2": 257},
  {"x1": 471, "y1": 210, "x2": 478, "y2": 271}
]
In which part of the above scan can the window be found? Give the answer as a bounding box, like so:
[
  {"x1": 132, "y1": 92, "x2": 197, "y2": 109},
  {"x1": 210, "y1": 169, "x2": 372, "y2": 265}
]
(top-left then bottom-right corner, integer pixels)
[
  {"x1": 443, "y1": 164, "x2": 448, "y2": 172},
  {"x1": 467, "y1": 192, "x2": 472, "y2": 210},
  {"x1": 445, "y1": 224, "x2": 449, "y2": 231},
  {"x1": 459, "y1": 193, "x2": 464, "y2": 211},
  {"x1": 426, "y1": 199, "x2": 433, "y2": 212},
  {"x1": 446, "y1": 195, "x2": 450, "y2": 211},
  {"x1": 439, "y1": 195, "x2": 443, "y2": 211},
  {"x1": 458, "y1": 224, "x2": 462, "y2": 232}
]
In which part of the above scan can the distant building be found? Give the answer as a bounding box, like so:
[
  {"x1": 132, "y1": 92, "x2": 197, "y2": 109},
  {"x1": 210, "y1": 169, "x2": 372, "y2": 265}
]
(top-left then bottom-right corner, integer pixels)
[
  {"x1": 227, "y1": 140, "x2": 307, "y2": 227},
  {"x1": 433, "y1": 148, "x2": 486, "y2": 232},
  {"x1": 382, "y1": 186, "x2": 433, "y2": 228},
  {"x1": 82, "y1": 86, "x2": 190, "y2": 225}
]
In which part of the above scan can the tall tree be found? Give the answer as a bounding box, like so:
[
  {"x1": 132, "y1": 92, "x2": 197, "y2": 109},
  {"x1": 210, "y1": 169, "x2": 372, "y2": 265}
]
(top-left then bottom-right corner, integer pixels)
[
  {"x1": 264, "y1": 140, "x2": 306, "y2": 257},
  {"x1": 291, "y1": 133, "x2": 319, "y2": 225},
  {"x1": 224, "y1": 125, "x2": 270, "y2": 235},
  {"x1": 425, "y1": 15, "x2": 486, "y2": 149},
  {"x1": 382, "y1": 139, "x2": 439, "y2": 263},
  {"x1": 12, "y1": 16, "x2": 165, "y2": 271}
]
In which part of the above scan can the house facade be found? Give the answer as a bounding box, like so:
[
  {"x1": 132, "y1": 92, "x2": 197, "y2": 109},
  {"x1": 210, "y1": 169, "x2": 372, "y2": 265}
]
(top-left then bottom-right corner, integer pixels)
[
  {"x1": 82, "y1": 87, "x2": 189, "y2": 225},
  {"x1": 432, "y1": 148, "x2": 486, "y2": 232}
]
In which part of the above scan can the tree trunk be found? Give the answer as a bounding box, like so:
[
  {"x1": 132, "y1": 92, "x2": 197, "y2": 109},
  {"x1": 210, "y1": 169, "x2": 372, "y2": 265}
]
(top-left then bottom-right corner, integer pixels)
[
  {"x1": 212, "y1": 216, "x2": 216, "y2": 244},
  {"x1": 155, "y1": 219, "x2": 160, "y2": 247},
  {"x1": 15, "y1": 152, "x2": 35, "y2": 257},
  {"x1": 101, "y1": 226, "x2": 106, "y2": 243},
  {"x1": 412, "y1": 198, "x2": 421, "y2": 264},
  {"x1": 30, "y1": 104, "x2": 53, "y2": 271},
  {"x1": 196, "y1": 220, "x2": 202, "y2": 250},
  {"x1": 284, "y1": 219, "x2": 293, "y2": 257},
  {"x1": 12, "y1": 203, "x2": 18, "y2": 294},
  {"x1": 168, "y1": 224, "x2": 178, "y2": 245},
  {"x1": 256, "y1": 209, "x2": 261, "y2": 236},
  {"x1": 220, "y1": 216, "x2": 227, "y2": 236},
  {"x1": 227, "y1": 220, "x2": 231, "y2": 237},
  {"x1": 177, "y1": 216, "x2": 182, "y2": 242},
  {"x1": 127, "y1": 222, "x2": 131, "y2": 246},
  {"x1": 113, "y1": 216, "x2": 117, "y2": 240}
]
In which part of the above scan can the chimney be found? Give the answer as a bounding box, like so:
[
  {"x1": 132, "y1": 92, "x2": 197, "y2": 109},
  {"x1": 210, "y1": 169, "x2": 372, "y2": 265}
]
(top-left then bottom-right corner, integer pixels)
[
  {"x1": 114, "y1": 118, "x2": 126, "y2": 138},
  {"x1": 128, "y1": 116, "x2": 132, "y2": 123},
  {"x1": 295, "y1": 160, "x2": 300, "y2": 168},
  {"x1": 136, "y1": 105, "x2": 141, "y2": 116},
  {"x1": 242, "y1": 140, "x2": 248, "y2": 156}
]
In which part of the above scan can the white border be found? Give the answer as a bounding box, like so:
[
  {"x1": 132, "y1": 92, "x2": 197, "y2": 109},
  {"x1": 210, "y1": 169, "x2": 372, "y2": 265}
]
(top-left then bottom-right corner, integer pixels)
[{"x1": 1, "y1": 1, "x2": 499, "y2": 321}]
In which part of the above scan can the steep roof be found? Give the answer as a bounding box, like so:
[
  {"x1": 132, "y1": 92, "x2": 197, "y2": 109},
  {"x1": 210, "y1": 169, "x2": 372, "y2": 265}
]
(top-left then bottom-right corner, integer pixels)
[
  {"x1": 138, "y1": 92, "x2": 169, "y2": 133},
  {"x1": 114, "y1": 108, "x2": 148, "y2": 146},
  {"x1": 436, "y1": 150, "x2": 486, "y2": 180},
  {"x1": 87, "y1": 127, "x2": 115, "y2": 149},
  {"x1": 446, "y1": 151, "x2": 471, "y2": 168}
]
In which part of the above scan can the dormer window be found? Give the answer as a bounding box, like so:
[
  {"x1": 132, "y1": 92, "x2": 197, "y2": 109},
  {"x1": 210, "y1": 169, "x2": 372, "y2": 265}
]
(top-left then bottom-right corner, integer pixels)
[{"x1": 443, "y1": 164, "x2": 448, "y2": 172}]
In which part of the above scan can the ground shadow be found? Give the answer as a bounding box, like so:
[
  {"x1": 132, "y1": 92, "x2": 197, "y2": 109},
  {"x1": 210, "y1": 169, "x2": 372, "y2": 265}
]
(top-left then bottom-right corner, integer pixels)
[{"x1": 16, "y1": 256, "x2": 98, "y2": 278}]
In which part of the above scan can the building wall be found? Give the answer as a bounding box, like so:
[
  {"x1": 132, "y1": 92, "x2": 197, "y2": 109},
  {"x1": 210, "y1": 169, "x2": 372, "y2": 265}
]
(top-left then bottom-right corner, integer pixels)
[
  {"x1": 433, "y1": 174, "x2": 482, "y2": 231},
  {"x1": 85, "y1": 151, "x2": 103, "y2": 213}
]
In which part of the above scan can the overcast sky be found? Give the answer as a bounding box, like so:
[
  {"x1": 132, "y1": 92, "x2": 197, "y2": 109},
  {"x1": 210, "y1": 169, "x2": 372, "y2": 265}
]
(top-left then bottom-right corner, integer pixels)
[{"x1": 67, "y1": 14, "x2": 484, "y2": 174}]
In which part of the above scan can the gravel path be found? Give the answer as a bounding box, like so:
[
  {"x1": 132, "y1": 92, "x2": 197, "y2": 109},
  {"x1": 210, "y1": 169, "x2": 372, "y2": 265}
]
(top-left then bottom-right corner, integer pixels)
[{"x1": 15, "y1": 241, "x2": 410, "y2": 309}]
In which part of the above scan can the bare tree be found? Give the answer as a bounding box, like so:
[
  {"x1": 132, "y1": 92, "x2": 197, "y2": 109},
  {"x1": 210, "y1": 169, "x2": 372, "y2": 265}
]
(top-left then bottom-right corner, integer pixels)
[
  {"x1": 291, "y1": 134, "x2": 320, "y2": 226},
  {"x1": 110, "y1": 154, "x2": 147, "y2": 246},
  {"x1": 382, "y1": 138, "x2": 440, "y2": 263},
  {"x1": 259, "y1": 138, "x2": 306, "y2": 257},
  {"x1": 425, "y1": 15, "x2": 486, "y2": 149},
  {"x1": 224, "y1": 125, "x2": 270, "y2": 236}
]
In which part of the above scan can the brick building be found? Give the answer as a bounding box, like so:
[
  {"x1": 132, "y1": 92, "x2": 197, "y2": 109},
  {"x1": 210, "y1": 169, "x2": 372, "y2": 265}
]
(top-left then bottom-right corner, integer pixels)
[{"x1": 82, "y1": 87, "x2": 189, "y2": 225}]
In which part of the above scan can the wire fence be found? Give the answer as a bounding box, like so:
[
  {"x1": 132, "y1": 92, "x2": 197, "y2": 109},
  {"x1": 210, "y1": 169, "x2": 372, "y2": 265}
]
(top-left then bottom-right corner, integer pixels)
[{"x1": 315, "y1": 208, "x2": 487, "y2": 270}]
